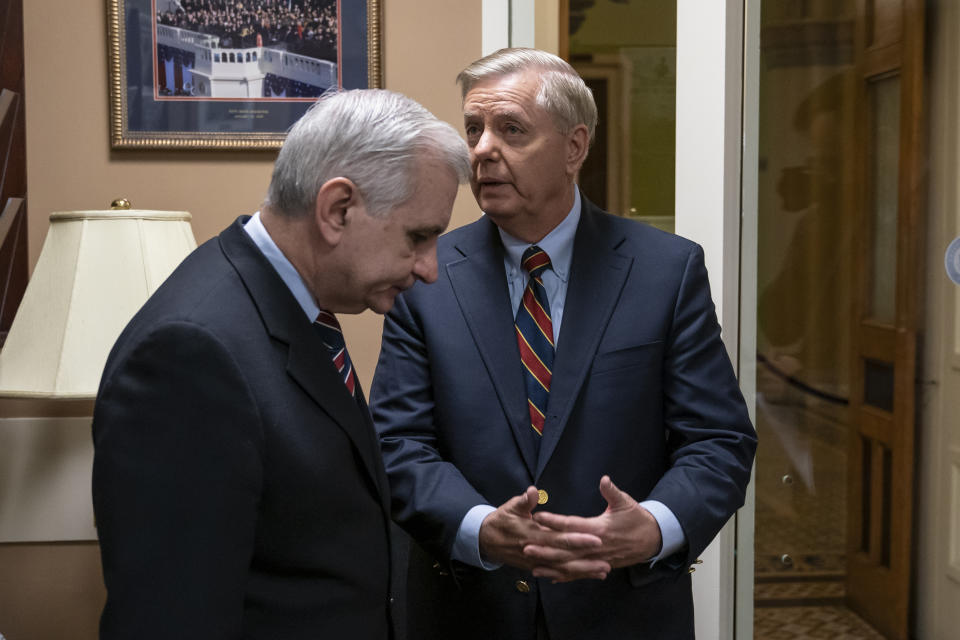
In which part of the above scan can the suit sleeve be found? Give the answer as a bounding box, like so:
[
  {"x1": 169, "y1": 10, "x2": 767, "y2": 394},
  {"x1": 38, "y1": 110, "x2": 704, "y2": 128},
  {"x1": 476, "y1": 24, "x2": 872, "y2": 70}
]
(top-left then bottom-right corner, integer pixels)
[
  {"x1": 92, "y1": 321, "x2": 263, "y2": 640},
  {"x1": 370, "y1": 293, "x2": 489, "y2": 562},
  {"x1": 646, "y1": 244, "x2": 757, "y2": 563}
]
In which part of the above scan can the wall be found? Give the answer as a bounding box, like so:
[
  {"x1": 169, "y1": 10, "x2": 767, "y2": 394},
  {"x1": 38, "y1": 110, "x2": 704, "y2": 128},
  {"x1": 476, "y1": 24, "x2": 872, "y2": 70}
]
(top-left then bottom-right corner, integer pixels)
[
  {"x1": 0, "y1": 1, "x2": 481, "y2": 638},
  {"x1": 20, "y1": 0, "x2": 482, "y2": 393},
  {"x1": 917, "y1": 0, "x2": 960, "y2": 635}
]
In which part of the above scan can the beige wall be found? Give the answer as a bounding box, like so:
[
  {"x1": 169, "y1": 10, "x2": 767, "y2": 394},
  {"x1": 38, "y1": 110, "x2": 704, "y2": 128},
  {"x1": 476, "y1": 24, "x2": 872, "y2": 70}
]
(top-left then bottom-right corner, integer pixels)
[
  {"x1": 21, "y1": 0, "x2": 482, "y2": 392},
  {"x1": 0, "y1": 542, "x2": 104, "y2": 639},
  {"x1": 0, "y1": 1, "x2": 482, "y2": 638}
]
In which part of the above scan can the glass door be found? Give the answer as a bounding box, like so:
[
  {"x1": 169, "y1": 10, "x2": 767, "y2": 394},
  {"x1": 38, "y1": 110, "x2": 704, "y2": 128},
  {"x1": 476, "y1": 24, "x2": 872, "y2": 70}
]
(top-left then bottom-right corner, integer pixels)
[
  {"x1": 753, "y1": 1, "x2": 925, "y2": 638},
  {"x1": 547, "y1": 1, "x2": 938, "y2": 638},
  {"x1": 565, "y1": 0, "x2": 677, "y2": 233},
  {"x1": 558, "y1": 2, "x2": 743, "y2": 638}
]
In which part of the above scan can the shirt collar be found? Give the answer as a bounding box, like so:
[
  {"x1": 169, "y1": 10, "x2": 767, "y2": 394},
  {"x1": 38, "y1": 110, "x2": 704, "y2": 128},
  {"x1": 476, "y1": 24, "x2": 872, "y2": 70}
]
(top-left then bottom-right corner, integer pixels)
[
  {"x1": 497, "y1": 186, "x2": 580, "y2": 281},
  {"x1": 243, "y1": 211, "x2": 319, "y2": 321}
]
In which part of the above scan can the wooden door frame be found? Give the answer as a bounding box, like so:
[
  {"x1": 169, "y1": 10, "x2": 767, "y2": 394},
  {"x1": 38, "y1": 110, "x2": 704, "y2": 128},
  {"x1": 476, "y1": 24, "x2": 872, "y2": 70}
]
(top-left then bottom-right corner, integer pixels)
[{"x1": 846, "y1": 1, "x2": 926, "y2": 637}]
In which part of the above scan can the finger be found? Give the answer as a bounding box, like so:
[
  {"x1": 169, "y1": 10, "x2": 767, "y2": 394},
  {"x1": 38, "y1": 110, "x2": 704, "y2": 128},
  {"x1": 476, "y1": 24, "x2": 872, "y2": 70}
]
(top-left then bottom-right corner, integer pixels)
[
  {"x1": 599, "y1": 475, "x2": 635, "y2": 510},
  {"x1": 521, "y1": 539, "x2": 600, "y2": 563},
  {"x1": 522, "y1": 486, "x2": 541, "y2": 512},
  {"x1": 531, "y1": 568, "x2": 609, "y2": 583},
  {"x1": 533, "y1": 511, "x2": 601, "y2": 535},
  {"x1": 530, "y1": 560, "x2": 611, "y2": 583},
  {"x1": 522, "y1": 544, "x2": 577, "y2": 563},
  {"x1": 502, "y1": 486, "x2": 540, "y2": 516},
  {"x1": 557, "y1": 532, "x2": 604, "y2": 549}
]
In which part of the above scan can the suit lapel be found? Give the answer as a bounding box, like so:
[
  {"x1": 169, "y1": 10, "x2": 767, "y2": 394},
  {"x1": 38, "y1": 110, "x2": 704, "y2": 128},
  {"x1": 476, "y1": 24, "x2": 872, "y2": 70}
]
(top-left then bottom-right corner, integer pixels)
[
  {"x1": 356, "y1": 386, "x2": 393, "y2": 515},
  {"x1": 217, "y1": 218, "x2": 387, "y2": 499},
  {"x1": 446, "y1": 218, "x2": 539, "y2": 477},
  {"x1": 536, "y1": 202, "x2": 633, "y2": 477},
  {"x1": 285, "y1": 342, "x2": 385, "y2": 489}
]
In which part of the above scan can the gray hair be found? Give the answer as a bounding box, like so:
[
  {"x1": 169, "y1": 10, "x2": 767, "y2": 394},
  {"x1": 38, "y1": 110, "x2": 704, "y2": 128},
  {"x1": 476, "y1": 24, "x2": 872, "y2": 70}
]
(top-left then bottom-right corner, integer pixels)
[
  {"x1": 267, "y1": 89, "x2": 470, "y2": 218},
  {"x1": 457, "y1": 48, "x2": 597, "y2": 144}
]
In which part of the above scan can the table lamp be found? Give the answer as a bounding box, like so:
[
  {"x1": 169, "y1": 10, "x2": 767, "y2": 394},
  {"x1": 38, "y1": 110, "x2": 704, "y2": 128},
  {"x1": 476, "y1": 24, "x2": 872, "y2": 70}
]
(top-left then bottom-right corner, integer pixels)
[{"x1": 0, "y1": 200, "x2": 197, "y2": 399}]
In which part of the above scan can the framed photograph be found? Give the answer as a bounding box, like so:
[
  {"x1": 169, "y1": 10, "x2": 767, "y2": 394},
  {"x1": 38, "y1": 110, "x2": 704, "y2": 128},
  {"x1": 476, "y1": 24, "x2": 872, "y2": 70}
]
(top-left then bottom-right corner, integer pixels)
[{"x1": 107, "y1": 0, "x2": 381, "y2": 149}]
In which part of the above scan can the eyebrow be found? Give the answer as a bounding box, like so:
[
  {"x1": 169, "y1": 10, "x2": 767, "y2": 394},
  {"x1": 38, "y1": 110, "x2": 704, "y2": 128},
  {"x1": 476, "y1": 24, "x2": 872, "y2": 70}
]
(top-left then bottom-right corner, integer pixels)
[
  {"x1": 408, "y1": 225, "x2": 446, "y2": 236},
  {"x1": 463, "y1": 108, "x2": 528, "y2": 123}
]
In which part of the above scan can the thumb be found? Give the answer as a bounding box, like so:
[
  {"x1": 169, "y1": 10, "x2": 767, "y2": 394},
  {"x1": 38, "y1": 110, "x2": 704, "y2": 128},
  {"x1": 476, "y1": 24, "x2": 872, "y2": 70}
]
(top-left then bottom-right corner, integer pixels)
[
  {"x1": 599, "y1": 475, "x2": 636, "y2": 511},
  {"x1": 504, "y1": 486, "x2": 540, "y2": 516}
]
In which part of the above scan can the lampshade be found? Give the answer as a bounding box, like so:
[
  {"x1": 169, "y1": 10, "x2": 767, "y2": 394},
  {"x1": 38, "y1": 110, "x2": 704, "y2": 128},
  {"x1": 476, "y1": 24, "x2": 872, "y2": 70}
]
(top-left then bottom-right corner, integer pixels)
[{"x1": 0, "y1": 207, "x2": 197, "y2": 399}]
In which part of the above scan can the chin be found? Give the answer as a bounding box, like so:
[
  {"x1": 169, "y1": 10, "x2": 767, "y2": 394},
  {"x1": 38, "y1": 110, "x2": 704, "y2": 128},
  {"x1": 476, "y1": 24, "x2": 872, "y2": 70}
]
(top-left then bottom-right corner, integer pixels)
[
  {"x1": 367, "y1": 293, "x2": 399, "y2": 315},
  {"x1": 480, "y1": 206, "x2": 514, "y2": 226},
  {"x1": 477, "y1": 190, "x2": 515, "y2": 214}
]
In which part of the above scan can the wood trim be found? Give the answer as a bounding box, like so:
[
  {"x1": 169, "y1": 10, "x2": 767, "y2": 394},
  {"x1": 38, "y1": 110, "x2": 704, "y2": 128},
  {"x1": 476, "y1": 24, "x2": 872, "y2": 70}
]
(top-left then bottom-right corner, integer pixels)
[
  {"x1": 0, "y1": 89, "x2": 16, "y2": 125},
  {"x1": 864, "y1": 42, "x2": 900, "y2": 77},
  {"x1": 846, "y1": 1, "x2": 924, "y2": 637},
  {"x1": 869, "y1": 0, "x2": 904, "y2": 49},
  {"x1": 857, "y1": 406, "x2": 893, "y2": 443},
  {"x1": 0, "y1": 0, "x2": 28, "y2": 337},
  {"x1": 0, "y1": 197, "x2": 23, "y2": 246},
  {"x1": 558, "y1": 0, "x2": 569, "y2": 60},
  {"x1": 859, "y1": 323, "x2": 897, "y2": 359},
  {"x1": 896, "y1": 0, "x2": 927, "y2": 333}
]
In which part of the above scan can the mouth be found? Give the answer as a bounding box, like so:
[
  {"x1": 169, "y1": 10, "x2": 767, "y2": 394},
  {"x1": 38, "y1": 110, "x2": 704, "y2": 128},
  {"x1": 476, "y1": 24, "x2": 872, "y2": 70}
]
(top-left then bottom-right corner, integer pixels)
[
  {"x1": 393, "y1": 279, "x2": 415, "y2": 293},
  {"x1": 476, "y1": 178, "x2": 509, "y2": 189}
]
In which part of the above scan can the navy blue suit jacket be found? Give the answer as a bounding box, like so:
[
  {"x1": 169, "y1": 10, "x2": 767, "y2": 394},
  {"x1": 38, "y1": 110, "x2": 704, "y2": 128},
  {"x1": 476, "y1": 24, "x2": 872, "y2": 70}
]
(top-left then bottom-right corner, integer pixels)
[
  {"x1": 370, "y1": 198, "x2": 756, "y2": 640},
  {"x1": 93, "y1": 218, "x2": 395, "y2": 639}
]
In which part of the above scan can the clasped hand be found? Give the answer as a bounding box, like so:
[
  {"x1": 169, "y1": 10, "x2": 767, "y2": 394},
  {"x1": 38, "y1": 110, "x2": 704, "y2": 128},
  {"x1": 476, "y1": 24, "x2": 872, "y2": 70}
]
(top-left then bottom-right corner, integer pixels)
[{"x1": 478, "y1": 476, "x2": 662, "y2": 584}]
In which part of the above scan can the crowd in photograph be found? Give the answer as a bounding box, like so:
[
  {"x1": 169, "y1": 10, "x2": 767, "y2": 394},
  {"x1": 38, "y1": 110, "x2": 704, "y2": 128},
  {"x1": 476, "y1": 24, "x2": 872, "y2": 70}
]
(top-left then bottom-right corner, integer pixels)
[
  {"x1": 157, "y1": 0, "x2": 338, "y2": 62},
  {"x1": 262, "y1": 73, "x2": 326, "y2": 98}
]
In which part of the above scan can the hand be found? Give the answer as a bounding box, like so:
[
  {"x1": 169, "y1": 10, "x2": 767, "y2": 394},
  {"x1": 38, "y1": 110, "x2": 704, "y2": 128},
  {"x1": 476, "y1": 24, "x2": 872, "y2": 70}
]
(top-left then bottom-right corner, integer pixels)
[
  {"x1": 526, "y1": 476, "x2": 662, "y2": 581},
  {"x1": 479, "y1": 486, "x2": 610, "y2": 581}
]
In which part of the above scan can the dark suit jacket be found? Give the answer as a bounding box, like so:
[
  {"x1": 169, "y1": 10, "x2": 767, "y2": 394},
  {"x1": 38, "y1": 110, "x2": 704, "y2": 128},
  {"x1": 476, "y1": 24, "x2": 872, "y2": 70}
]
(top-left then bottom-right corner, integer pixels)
[
  {"x1": 369, "y1": 197, "x2": 756, "y2": 640},
  {"x1": 92, "y1": 217, "x2": 395, "y2": 639}
]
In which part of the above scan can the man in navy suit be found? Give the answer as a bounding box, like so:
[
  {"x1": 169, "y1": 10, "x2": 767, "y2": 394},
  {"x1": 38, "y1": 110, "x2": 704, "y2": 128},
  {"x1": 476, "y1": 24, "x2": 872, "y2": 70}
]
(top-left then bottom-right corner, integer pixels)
[
  {"x1": 369, "y1": 49, "x2": 757, "y2": 639},
  {"x1": 92, "y1": 90, "x2": 469, "y2": 639}
]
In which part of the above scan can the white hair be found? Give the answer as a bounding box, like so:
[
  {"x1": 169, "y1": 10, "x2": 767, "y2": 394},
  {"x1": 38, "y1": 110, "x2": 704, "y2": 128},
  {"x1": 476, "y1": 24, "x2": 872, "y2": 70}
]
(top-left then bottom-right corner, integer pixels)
[
  {"x1": 457, "y1": 48, "x2": 597, "y2": 143},
  {"x1": 267, "y1": 89, "x2": 470, "y2": 218}
]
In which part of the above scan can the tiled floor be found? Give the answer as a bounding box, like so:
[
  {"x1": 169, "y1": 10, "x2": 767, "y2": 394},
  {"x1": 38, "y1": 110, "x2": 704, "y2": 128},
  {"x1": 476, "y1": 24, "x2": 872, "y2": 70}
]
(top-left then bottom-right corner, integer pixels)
[
  {"x1": 754, "y1": 605, "x2": 885, "y2": 639},
  {"x1": 754, "y1": 393, "x2": 886, "y2": 639},
  {"x1": 755, "y1": 577, "x2": 845, "y2": 605}
]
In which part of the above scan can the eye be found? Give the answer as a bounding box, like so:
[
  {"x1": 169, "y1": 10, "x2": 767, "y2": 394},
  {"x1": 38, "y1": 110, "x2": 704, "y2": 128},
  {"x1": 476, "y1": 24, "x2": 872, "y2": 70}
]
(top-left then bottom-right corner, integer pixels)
[
  {"x1": 505, "y1": 123, "x2": 523, "y2": 135},
  {"x1": 408, "y1": 231, "x2": 430, "y2": 246}
]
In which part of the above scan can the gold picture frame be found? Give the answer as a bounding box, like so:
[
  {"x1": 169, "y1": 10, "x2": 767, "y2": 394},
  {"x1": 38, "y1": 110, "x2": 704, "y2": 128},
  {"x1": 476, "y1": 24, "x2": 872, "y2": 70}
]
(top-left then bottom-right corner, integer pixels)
[{"x1": 107, "y1": 0, "x2": 382, "y2": 150}]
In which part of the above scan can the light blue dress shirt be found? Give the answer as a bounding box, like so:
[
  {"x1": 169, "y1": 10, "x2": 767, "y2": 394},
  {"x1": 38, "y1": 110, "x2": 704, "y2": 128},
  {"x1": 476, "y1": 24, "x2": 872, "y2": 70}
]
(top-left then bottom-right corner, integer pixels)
[
  {"x1": 452, "y1": 188, "x2": 686, "y2": 569},
  {"x1": 246, "y1": 206, "x2": 685, "y2": 568},
  {"x1": 243, "y1": 212, "x2": 318, "y2": 322}
]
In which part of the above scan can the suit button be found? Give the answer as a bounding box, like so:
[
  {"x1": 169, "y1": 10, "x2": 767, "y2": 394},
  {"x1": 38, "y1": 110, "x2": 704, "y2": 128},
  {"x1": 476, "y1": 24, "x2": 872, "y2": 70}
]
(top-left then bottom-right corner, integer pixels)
[
  {"x1": 515, "y1": 580, "x2": 531, "y2": 593},
  {"x1": 537, "y1": 489, "x2": 549, "y2": 505}
]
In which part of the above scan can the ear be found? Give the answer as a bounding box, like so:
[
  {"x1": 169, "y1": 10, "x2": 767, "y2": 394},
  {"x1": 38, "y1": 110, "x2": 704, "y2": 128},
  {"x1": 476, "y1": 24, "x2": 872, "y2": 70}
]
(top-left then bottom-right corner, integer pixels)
[
  {"x1": 314, "y1": 177, "x2": 360, "y2": 246},
  {"x1": 565, "y1": 124, "x2": 590, "y2": 177}
]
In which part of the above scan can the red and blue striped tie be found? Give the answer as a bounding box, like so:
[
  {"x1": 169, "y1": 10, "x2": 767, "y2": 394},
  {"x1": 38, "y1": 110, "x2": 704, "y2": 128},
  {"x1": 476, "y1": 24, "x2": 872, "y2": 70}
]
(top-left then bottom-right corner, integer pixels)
[
  {"x1": 515, "y1": 246, "x2": 554, "y2": 437},
  {"x1": 315, "y1": 310, "x2": 357, "y2": 397}
]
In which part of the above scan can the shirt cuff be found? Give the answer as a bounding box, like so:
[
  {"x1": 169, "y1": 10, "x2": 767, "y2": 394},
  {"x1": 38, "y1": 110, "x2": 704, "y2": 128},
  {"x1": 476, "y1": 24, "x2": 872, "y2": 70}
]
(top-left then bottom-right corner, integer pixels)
[
  {"x1": 640, "y1": 499, "x2": 686, "y2": 565},
  {"x1": 451, "y1": 504, "x2": 501, "y2": 570}
]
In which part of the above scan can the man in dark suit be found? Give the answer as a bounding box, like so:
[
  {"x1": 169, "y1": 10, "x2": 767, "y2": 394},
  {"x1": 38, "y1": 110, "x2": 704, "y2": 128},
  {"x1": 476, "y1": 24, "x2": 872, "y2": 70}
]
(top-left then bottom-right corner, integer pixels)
[
  {"x1": 92, "y1": 89, "x2": 469, "y2": 640},
  {"x1": 369, "y1": 49, "x2": 757, "y2": 639}
]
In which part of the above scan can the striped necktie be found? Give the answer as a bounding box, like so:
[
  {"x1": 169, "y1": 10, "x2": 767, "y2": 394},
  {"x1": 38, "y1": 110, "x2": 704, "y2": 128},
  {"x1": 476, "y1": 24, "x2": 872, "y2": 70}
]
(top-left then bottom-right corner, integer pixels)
[
  {"x1": 314, "y1": 310, "x2": 357, "y2": 397},
  {"x1": 515, "y1": 246, "x2": 554, "y2": 437}
]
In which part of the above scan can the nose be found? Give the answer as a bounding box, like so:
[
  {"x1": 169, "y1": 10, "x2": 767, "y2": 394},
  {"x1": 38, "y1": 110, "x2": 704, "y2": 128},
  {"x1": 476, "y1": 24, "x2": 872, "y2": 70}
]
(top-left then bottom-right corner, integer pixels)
[
  {"x1": 413, "y1": 247, "x2": 439, "y2": 284},
  {"x1": 472, "y1": 128, "x2": 499, "y2": 161}
]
